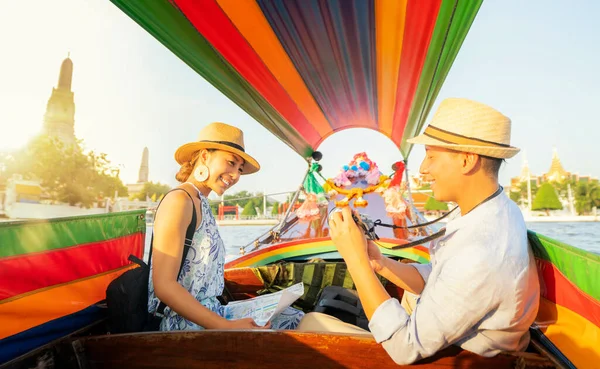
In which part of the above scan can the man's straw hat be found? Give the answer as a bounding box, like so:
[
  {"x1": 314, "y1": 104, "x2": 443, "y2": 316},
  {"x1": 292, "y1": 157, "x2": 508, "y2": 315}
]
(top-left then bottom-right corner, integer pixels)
[
  {"x1": 175, "y1": 122, "x2": 260, "y2": 174},
  {"x1": 407, "y1": 98, "x2": 519, "y2": 159}
]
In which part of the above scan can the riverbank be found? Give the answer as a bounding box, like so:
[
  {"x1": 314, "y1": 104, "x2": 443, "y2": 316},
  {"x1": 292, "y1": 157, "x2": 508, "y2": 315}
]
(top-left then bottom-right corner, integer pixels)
[
  {"x1": 216, "y1": 219, "x2": 279, "y2": 226},
  {"x1": 524, "y1": 215, "x2": 598, "y2": 222}
]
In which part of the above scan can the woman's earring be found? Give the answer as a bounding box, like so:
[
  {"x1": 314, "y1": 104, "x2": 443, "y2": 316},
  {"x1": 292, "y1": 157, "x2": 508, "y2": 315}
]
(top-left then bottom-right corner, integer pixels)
[{"x1": 193, "y1": 164, "x2": 209, "y2": 182}]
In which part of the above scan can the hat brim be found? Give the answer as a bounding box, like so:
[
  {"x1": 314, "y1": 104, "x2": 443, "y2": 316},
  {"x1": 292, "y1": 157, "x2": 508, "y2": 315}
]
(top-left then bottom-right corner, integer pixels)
[
  {"x1": 407, "y1": 134, "x2": 520, "y2": 159},
  {"x1": 174, "y1": 142, "x2": 260, "y2": 174}
]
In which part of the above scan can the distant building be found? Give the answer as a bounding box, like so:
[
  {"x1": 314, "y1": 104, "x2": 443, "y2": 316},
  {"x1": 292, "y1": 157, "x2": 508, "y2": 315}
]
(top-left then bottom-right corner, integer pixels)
[
  {"x1": 126, "y1": 147, "x2": 150, "y2": 195},
  {"x1": 43, "y1": 55, "x2": 76, "y2": 145},
  {"x1": 510, "y1": 148, "x2": 596, "y2": 193}
]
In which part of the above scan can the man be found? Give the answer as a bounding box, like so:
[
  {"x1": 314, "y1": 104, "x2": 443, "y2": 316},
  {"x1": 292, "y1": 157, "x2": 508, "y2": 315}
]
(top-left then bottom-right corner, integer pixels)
[{"x1": 298, "y1": 98, "x2": 540, "y2": 365}]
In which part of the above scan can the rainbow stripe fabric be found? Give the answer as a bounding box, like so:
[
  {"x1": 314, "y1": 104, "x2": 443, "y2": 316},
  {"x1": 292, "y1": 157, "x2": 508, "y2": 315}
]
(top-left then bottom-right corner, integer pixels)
[
  {"x1": 0, "y1": 210, "x2": 146, "y2": 364},
  {"x1": 111, "y1": 0, "x2": 482, "y2": 159},
  {"x1": 225, "y1": 237, "x2": 430, "y2": 268},
  {"x1": 528, "y1": 231, "x2": 600, "y2": 369}
]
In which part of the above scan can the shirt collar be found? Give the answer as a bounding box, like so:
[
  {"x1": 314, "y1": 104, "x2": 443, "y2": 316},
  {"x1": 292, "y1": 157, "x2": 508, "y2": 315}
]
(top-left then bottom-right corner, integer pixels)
[{"x1": 444, "y1": 192, "x2": 507, "y2": 236}]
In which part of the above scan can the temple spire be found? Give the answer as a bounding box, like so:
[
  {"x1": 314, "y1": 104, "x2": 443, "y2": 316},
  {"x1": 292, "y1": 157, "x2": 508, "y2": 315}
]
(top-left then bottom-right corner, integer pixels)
[
  {"x1": 43, "y1": 55, "x2": 76, "y2": 145},
  {"x1": 137, "y1": 147, "x2": 149, "y2": 183},
  {"x1": 546, "y1": 147, "x2": 568, "y2": 182},
  {"x1": 519, "y1": 150, "x2": 531, "y2": 182},
  {"x1": 57, "y1": 54, "x2": 73, "y2": 91}
]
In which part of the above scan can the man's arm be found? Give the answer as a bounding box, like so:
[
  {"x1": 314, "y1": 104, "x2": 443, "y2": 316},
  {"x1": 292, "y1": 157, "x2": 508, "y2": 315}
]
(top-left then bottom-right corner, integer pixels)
[
  {"x1": 376, "y1": 257, "x2": 430, "y2": 295},
  {"x1": 368, "y1": 247, "x2": 497, "y2": 365}
]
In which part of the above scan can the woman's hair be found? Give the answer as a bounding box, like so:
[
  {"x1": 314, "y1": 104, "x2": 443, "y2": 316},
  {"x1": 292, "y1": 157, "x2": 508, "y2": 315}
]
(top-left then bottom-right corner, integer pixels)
[{"x1": 175, "y1": 149, "x2": 216, "y2": 183}]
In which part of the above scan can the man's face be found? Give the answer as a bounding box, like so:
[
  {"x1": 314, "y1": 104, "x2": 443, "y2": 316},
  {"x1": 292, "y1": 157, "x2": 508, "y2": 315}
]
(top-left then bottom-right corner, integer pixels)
[{"x1": 418, "y1": 146, "x2": 463, "y2": 202}]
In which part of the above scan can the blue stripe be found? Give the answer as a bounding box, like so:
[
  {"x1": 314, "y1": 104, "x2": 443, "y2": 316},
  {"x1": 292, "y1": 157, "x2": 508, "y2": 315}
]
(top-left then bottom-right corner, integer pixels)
[{"x1": 0, "y1": 305, "x2": 103, "y2": 364}]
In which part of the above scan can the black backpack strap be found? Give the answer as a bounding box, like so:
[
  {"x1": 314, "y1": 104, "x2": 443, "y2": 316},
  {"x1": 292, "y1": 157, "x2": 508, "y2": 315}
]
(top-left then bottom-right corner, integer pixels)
[{"x1": 148, "y1": 187, "x2": 198, "y2": 316}]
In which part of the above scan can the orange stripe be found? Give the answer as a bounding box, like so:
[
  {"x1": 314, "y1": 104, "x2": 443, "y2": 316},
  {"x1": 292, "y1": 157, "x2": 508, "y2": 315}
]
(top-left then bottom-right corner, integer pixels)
[
  {"x1": 376, "y1": 0, "x2": 408, "y2": 138},
  {"x1": 536, "y1": 297, "x2": 600, "y2": 368},
  {"x1": 0, "y1": 266, "x2": 131, "y2": 340},
  {"x1": 216, "y1": 0, "x2": 331, "y2": 137},
  {"x1": 233, "y1": 240, "x2": 429, "y2": 268},
  {"x1": 424, "y1": 126, "x2": 507, "y2": 147}
]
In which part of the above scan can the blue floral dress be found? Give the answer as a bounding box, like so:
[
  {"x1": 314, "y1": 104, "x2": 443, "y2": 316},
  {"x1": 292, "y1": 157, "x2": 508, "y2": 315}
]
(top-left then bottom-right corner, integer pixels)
[{"x1": 148, "y1": 188, "x2": 304, "y2": 331}]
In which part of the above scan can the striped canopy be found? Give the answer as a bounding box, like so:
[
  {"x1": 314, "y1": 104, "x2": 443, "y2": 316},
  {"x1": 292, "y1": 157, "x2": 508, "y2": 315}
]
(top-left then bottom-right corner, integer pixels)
[{"x1": 111, "y1": 0, "x2": 482, "y2": 159}]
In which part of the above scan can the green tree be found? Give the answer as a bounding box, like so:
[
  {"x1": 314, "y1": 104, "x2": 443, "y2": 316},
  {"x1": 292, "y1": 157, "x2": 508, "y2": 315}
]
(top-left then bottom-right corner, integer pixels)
[
  {"x1": 1, "y1": 136, "x2": 127, "y2": 207},
  {"x1": 242, "y1": 201, "x2": 257, "y2": 216},
  {"x1": 575, "y1": 181, "x2": 600, "y2": 215},
  {"x1": 424, "y1": 197, "x2": 448, "y2": 211},
  {"x1": 532, "y1": 183, "x2": 563, "y2": 215},
  {"x1": 514, "y1": 180, "x2": 538, "y2": 208},
  {"x1": 271, "y1": 201, "x2": 280, "y2": 215},
  {"x1": 132, "y1": 181, "x2": 171, "y2": 201},
  {"x1": 509, "y1": 190, "x2": 521, "y2": 205}
]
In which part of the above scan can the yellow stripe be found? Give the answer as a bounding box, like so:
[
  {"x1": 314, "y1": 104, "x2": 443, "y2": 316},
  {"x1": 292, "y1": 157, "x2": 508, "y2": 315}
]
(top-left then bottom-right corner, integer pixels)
[
  {"x1": 376, "y1": 0, "x2": 408, "y2": 138},
  {"x1": 0, "y1": 266, "x2": 131, "y2": 340},
  {"x1": 216, "y1": 0, "x2": 331, "y2": 137},
  {"x1": 235, "y1": 240, "x2": 429, "y2": 268},
  {"x1": 236, "y1": 241, "x2": 332, "y2": 268},
  {"x1": 424, "y1": 126, "x2": 507, "y2": 147},
  {"x1": 536, "y1": 297, "x2": 600, "y2": 368}
]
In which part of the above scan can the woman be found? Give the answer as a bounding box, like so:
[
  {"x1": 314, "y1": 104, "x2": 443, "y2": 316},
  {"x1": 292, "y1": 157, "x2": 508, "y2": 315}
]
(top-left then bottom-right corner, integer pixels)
[{"x1": 148, "y1": 122, "x2": 304, "y2": 331}]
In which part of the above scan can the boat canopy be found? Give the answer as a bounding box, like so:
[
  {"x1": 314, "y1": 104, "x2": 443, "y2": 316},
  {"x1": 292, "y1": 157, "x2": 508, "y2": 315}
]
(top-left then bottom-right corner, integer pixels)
[{"x1": 111, "y1": 0, "x2": 482, "y2": 159}]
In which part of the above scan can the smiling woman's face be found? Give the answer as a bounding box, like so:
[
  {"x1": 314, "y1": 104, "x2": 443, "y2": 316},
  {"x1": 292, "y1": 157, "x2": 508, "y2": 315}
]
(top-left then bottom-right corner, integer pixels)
[{"x1": 199, "y1": 149, "x2": 245, "y2": 196}]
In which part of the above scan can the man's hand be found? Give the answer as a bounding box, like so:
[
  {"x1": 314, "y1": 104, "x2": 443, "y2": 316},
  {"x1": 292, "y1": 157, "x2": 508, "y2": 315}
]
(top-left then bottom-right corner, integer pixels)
[
  {"x1": 367, "y1": 240, "x2": 387, "y2": 273},
  {"x1": 329, "y1": 206, "x2": 369, "y2": 265}
]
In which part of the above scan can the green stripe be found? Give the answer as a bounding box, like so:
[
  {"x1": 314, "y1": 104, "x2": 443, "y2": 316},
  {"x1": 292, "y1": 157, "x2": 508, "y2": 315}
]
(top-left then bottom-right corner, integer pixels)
[
  {"x1": 110, "y1": 0, "x2": 312, "y2": 158},
  {"x1": 249, "y1": 244, "x2": 428, "y2": 267},
  {"x1": 528, "y1": 231, "x2": 600, "y2": 302},
  {"x1": 401, "y1": 0, "x2": 483, "y2": 157},
  {"x1": 0, "y1": 210, "x2": 146, "y2": 258}
]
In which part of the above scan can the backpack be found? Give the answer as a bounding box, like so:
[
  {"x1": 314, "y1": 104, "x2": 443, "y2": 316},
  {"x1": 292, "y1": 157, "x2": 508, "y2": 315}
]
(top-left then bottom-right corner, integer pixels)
[
  {"x1": 313, "y1": 286, "x2": 370, "y2": 331},
  {"x1": 106, "y1": 188, "x2": 197, "y2": 333}
]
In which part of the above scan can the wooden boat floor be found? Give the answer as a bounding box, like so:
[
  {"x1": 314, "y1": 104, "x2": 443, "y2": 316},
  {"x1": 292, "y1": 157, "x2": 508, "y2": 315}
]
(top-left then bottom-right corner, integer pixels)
[{"x1": 72, "y1": 330, "x2": 555, "y2": 369}]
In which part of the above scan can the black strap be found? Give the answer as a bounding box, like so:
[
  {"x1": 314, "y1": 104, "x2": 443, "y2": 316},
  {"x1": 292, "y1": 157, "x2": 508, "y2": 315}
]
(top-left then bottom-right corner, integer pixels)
[
  {"x1": 386, "y1": 228, "x2": 446, "y2": 250},
  {"x1": 148, "y1": 188, "x2": 198, "y2": 316}
]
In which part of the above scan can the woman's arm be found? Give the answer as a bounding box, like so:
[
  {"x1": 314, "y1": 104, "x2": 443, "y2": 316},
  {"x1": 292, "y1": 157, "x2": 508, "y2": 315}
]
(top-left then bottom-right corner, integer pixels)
[{"x1": 150, "y1": 190, "x2": 233, "y2": 329}]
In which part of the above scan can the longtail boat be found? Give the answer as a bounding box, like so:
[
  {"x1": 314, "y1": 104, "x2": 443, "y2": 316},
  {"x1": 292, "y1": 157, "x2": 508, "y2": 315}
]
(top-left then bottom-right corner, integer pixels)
[{"x1": 1, "y1": 1, "x2": 599, "y2": 368}]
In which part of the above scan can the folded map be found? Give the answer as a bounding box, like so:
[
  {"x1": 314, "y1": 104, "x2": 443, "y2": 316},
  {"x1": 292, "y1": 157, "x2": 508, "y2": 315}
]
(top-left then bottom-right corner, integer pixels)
[{"x1": 222, "y1": 282, "x2": 304, "y2": 326}]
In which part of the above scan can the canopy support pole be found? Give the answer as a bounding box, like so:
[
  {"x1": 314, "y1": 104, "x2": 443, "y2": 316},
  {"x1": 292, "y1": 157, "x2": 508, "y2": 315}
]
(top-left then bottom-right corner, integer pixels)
[
  {"x1": 239, "y1": 160, "x2": 311, "y2": 255},
  {"x1": 404, "y1": 159, "x2": 417, "y2": 225},
  {"x1": 274, "y1": 162, "x2": 311, "y2": 232}
]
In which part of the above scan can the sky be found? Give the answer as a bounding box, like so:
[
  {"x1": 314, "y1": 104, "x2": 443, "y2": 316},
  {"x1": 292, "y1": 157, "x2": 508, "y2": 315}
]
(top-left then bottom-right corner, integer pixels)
[{"x1": 1, "y1": 0, "x2": 599, "y2": 202}]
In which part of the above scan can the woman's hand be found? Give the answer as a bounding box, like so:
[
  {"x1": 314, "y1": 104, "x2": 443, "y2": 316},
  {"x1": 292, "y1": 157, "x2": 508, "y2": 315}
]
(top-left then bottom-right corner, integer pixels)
[
  {"x1": 367, "y1": 240, "x2": 387, "y2": 273},
  {"x1": 226, "y1": 318, "x2": 271, "y2": 330},
  {"x1": 328, "y1": 206, "x2": 369, "y2": 265}
]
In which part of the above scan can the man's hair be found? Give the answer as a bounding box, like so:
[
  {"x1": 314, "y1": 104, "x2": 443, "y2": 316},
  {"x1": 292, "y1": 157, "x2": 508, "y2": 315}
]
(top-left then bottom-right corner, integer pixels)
[{"x1": 480, "y1": 155, "x2": 504, "y2": 177}]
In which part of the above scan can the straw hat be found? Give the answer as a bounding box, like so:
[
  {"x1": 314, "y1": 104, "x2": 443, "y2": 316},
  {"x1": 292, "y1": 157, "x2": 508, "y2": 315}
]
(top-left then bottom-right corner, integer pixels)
[
  {"x1": 175, "y1": 122, "x2": 260, "y2": 174},
  {"x1": 407, "y1": 98, "x2": 520, "y2": 159}
]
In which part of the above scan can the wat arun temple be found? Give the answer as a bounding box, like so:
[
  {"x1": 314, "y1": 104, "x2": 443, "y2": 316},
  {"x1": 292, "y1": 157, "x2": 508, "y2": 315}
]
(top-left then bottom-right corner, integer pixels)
[{"x1": 1, "y1": 56, "x2": 150, "y2": 218}]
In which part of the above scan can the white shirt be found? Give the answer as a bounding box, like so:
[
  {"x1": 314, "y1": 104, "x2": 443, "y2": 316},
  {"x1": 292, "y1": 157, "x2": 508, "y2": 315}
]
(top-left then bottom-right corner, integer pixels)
[{"x1": 368, "y1": 193, "x2": 540, "y2": 365}]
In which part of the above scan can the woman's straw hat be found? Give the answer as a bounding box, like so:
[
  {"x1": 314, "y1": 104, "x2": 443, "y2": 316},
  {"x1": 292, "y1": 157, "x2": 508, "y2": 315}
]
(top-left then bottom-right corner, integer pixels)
[
  {"x1": 407, "y1": 98, "x2": 520, "y2": 159},
  {"x1": 175, "y1": 122, "x2": 260, "y2": 174}
]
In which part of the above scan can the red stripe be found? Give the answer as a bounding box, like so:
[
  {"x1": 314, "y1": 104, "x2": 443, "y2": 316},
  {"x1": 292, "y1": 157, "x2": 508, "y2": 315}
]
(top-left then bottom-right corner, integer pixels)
[
  {"x1": 173, "y1": 0, "x2": 321, "y2": 147},
  {"x1": 226, "y1": 236, "x2": 428, "y2": 268},
  {"x1": 537, "y1": 258, "x2": 600, "y2": 328},
  {"x1": 390, "y1": 0, "x2": 442, "y2": 144},
  {"x1": 0, "y1": 233, "x2": 143, "y2": 301}
]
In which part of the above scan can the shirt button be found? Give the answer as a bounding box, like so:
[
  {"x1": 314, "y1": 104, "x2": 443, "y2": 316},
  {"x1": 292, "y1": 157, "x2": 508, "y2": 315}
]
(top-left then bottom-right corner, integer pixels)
[{"x1": 439, "y1": 241, "x2": 446, "y2": 247}]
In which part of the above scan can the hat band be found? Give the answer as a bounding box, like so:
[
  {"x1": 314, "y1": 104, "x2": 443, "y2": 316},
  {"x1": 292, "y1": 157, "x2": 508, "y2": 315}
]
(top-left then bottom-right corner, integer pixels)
[
  {"x1": 423, "y1": 125, "x2": 510, "y2": 148},
  {"x1": 200, "y1": 140, "x2": 245, "y2": 152}
]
